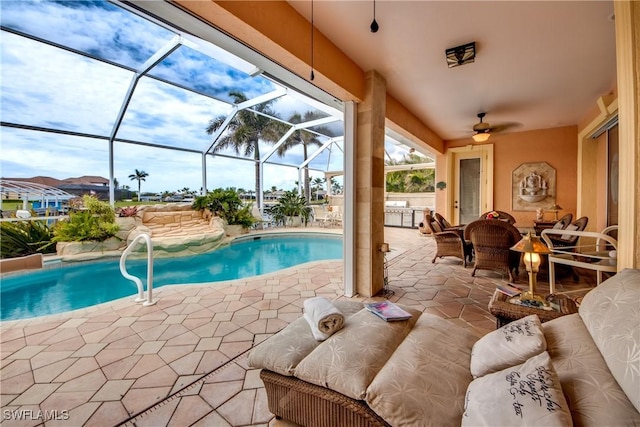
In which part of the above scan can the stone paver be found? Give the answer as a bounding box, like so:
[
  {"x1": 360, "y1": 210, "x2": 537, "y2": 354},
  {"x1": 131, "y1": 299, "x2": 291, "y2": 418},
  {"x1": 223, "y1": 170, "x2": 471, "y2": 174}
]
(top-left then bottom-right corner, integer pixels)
[{"x1": 0, "y1": 227, "x2": 597, "y2": 426}]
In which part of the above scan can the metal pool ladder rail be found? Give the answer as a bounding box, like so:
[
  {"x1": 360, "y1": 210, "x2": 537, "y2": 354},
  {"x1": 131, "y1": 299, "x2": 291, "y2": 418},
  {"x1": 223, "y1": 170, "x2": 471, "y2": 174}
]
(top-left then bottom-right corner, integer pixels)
[{"x1": 120, "y1": 233, "x2": 156, "y2": 306}]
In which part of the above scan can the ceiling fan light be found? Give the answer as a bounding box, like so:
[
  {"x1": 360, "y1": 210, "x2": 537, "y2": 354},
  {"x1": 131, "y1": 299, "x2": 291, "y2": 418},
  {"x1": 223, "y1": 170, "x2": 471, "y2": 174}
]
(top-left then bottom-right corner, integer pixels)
[{"x1": 472, "y1": 132, "x2": 490, "y2": 142}]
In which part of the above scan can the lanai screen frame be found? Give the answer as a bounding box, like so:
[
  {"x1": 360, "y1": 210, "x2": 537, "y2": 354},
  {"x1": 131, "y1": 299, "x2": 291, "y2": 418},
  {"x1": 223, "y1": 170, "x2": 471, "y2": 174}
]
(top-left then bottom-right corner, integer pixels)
[
  {"x1": 1, "y1": 0, "x2": 347, "y2": 208},
  {"x1": 1, "y1": 1, "x2": 429, "y2": 209}
]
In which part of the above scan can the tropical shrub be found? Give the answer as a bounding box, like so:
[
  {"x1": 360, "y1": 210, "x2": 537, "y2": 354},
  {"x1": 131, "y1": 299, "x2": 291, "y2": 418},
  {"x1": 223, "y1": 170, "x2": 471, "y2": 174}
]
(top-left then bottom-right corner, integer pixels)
[
  {"x1": 117, "y1": 205, "x2": 138, "y2": 217},
  {"x1": 266, "y1": 190, "x2": 312, "y2": 226},
  {"x1": 0, "y1": 220, "x2": 56, "y2": 259},
  {"x1": 53, "y1": 195, "x2": 119, "y2": 242},
  {"x1": 192, "y1": 188, "x2": 256, "y2": 228}
]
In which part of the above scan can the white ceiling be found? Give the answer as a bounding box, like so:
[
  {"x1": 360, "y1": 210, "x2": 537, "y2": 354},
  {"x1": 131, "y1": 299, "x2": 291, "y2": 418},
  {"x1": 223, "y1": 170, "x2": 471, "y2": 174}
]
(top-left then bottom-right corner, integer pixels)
[{"x1": 287, "y1": 1, "x2": 617, "y2": 141}]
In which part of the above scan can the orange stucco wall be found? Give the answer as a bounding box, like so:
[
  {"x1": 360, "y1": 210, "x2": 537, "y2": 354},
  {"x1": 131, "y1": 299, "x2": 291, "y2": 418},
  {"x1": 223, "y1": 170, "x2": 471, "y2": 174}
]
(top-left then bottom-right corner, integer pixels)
[{"x1": 443, "y1": 126, "x2": 578, "y2": 226}]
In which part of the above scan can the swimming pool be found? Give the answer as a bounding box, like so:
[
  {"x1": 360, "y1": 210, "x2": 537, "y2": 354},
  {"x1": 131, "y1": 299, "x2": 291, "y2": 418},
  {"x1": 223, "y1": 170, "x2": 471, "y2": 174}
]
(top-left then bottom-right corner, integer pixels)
[{"x1": 0, "y1": 234, "x2": 342, "y2": 321}]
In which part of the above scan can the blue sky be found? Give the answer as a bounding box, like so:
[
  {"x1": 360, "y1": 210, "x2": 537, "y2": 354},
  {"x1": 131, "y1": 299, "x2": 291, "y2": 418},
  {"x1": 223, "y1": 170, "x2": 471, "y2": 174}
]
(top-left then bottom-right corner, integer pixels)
[{"x1": 0, "y1": 0, "x2": 413, "y2": 194}]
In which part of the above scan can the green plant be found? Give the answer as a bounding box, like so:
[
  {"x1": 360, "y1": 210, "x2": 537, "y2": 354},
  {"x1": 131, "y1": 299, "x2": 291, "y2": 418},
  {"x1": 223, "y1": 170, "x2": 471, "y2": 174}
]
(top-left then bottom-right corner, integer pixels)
[
  {"x1": 191, "y1": 195, "x2": 209, "y2": 212},
  {"x1": 0, "y1": 220, "x2": 57, "y2": 259},
  {"x1": 436, "y1": 181, "x2": 447, "y2": 190},
  {"x1": 266, "y1": 190, "x2": 312, "y2": 226},
  {"x1": 53, "y1": 195, "x2": 119, "y2": 242},
  {"x1": 192, "y1": 188, "x2": 256, "y2": 228}
]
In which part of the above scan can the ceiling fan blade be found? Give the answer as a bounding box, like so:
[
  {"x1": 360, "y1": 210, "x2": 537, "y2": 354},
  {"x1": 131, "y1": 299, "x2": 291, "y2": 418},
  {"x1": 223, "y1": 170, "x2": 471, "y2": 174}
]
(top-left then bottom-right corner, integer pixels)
[{"x1": 490, "y1": 122, "x2": 522, "y2": 133}]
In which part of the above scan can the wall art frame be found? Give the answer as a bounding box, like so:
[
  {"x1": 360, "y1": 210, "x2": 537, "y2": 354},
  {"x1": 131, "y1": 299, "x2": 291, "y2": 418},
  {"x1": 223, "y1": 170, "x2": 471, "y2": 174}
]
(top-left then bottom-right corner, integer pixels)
[{"x1": 511, "y1": 162, "x2": 556, "y2": 212}]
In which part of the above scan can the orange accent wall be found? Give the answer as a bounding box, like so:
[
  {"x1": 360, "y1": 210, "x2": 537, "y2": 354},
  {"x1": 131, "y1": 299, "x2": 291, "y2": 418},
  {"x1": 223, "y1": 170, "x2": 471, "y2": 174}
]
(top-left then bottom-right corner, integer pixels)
[{"x1": 445, "y1": 126, "x2": 578, "y2": 226}]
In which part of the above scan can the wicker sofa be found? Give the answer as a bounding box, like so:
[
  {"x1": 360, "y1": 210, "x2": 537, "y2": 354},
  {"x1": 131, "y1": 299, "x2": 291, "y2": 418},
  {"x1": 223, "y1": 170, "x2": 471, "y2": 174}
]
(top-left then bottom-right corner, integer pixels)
[{"x1": 248, "y1": 269, "x2": 640, "y2": 427}]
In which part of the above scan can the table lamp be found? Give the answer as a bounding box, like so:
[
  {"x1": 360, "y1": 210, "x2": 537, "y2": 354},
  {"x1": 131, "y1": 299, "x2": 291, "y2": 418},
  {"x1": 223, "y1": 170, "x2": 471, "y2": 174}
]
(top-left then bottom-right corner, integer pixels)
[
  {"x1": 511, "y1": 233, "x2": 552, "y2": 306},
  {"x1": 548, "y1": 203, "x2": 562, "y2": 221}
]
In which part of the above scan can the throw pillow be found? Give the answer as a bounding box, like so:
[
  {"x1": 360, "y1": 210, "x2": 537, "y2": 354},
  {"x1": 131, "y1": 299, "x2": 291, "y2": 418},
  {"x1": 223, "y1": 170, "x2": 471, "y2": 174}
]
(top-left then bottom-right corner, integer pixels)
[
  {"x1": 561, "y1": 223, "x2": 579, "y2": 240},
  {"x1": 552, "y1": 221, "x2": 564, "y2": 229},
  {"x1": 470, "y1": 314, "x2": 546, "y2": 378},
  {"x1": 462, "y1": 351, "x2": 573, "y2": 426}
]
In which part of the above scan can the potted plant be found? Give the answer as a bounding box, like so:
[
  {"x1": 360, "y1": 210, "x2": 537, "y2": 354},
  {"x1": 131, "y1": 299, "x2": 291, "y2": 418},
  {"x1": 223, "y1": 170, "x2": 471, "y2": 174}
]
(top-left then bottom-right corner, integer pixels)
[{"x1": 266, "y1": 190, "x2": 312, "y2": 227}]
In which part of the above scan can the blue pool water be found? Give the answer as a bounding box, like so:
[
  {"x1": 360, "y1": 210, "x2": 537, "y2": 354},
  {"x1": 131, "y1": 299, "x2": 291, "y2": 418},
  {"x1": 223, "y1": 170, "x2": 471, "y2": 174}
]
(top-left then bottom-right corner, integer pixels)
[{"x1": 1, "y1": 234, "x2": 342, "y2": 321}]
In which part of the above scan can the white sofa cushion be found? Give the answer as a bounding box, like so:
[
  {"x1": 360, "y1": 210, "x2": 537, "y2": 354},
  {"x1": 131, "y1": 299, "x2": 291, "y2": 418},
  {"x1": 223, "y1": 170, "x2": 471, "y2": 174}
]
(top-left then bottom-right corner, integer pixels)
[
  {"x1": 247, "y1": 300, "x2": 363, "y2": 376},
  {"x1": 470, "y1": 314, "x2": 546, "y2": 378},
  {"x1": 295, "y1": 304, "x2": 422, "y2": 400},
  {"x1": 366, "y1": 313, "x2": 477, "y2": 427},
  {"x1": 462, "y1": 351, "x2": 573, "y2": 426},
  {"x1": 578, "y1": 268, "x2": 640, "y2": 413},
  {"x1": 543, "y1": 313, "x2": 640, "y2": 425}
]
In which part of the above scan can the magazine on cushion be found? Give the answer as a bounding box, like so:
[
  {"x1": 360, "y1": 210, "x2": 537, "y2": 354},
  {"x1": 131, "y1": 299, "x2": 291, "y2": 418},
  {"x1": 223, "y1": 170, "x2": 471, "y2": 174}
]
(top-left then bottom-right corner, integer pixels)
[{"x1": 365, "y1": 301, "x2": 412, "y2": 321}]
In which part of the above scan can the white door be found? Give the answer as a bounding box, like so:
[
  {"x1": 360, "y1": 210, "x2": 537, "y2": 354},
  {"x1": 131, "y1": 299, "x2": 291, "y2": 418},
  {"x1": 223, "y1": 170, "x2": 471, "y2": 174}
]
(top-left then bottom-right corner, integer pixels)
[
  {"x1": 449, "y1": 145, "x2": 493, "y2": 225},
  {"x1": 457, "y1": 157, "x2": 481, "y2": 224}
]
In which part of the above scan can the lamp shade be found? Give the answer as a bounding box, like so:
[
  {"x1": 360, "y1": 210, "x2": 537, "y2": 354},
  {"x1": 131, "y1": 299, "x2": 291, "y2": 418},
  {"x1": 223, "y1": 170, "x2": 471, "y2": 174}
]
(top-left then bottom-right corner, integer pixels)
[
  {"x1": 472, "y1": 132, "x2": 490, "y2": 142},
  {"x1": 511, "y1": 233, "x2": 551, "y2": 255},
  {"x1": 548, "y1": 204, "x2": 562, "y2": 211}
]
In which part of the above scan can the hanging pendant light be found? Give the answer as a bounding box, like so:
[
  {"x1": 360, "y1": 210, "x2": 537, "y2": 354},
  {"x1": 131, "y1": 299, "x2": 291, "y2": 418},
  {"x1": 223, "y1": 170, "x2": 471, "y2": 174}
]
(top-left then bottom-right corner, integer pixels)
[
  {"x1": 370, "y1": 0, "x2": 379, "y2": 33},
  {"x1": 310, "y1": 0, "x2": 315, "y2": 80}
]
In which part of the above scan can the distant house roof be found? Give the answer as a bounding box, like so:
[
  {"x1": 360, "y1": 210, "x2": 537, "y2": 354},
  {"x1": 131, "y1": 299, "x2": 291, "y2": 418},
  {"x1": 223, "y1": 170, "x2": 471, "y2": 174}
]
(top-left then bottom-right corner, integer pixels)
[
  {"x1": 3, "y1": 175, "x2": 109, "y2": 187},
  {"x1": 5, "y1": 176, "x2": 64, "y2": 187},
  {"x1": 62, "y1": 176, "x2": 109, "y2": 186}
]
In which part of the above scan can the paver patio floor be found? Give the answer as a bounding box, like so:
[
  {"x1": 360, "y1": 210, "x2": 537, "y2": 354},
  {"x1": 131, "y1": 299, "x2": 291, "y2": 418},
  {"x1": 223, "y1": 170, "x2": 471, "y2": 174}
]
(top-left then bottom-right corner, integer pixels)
[{"x1": 0, "y1": 227, "x2": 598, "y2": 426}]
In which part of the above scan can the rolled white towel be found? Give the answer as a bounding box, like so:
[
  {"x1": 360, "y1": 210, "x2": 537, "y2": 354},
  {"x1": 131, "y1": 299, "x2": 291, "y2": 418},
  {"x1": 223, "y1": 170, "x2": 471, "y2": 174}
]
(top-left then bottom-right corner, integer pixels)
[{"x1": 303, "y1": 297, "x2": 345, "y2": 341}]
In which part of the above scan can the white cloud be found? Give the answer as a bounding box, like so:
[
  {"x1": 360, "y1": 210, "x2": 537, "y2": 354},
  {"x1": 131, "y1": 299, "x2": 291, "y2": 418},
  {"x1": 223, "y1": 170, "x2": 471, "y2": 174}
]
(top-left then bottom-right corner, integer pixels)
[{"x1": 0, "y1": 1, "x2": 348, "y2": 195}]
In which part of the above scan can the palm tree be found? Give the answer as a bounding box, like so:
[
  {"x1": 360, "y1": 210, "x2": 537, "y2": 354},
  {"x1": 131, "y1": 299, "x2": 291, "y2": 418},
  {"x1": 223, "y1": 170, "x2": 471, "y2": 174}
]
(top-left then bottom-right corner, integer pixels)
[
  {"x1": 128, "y1": 169, "x2": 149, "y2": 201},
  {"x1": 384, "y1": 152, "x2": 435, "y2": 193},
  {"x1": 330, "y1": 177, "x2": 343, "y2": 194},
  {"x1": 276, "y1": 111, "x2": 326, "y2": 201},
  {"x1": 312, "y1": 177, "x2": 326, "y2": 200},
  {"x1": 206, "y1": 91, "x2": 283, "y2": 209}
]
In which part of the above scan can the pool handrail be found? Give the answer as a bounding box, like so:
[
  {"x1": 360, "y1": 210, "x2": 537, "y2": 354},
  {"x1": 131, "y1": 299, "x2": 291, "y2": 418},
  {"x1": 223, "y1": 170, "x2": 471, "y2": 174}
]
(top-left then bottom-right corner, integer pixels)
[{"x1": 119, "y1": 233, "x2": 156, "y2": 306}]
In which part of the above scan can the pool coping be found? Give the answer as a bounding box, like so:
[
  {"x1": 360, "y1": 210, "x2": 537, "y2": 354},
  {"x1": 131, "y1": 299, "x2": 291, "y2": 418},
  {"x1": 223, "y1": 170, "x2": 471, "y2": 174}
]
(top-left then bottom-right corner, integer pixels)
[{"x1": 0, "y1": 258, "x2": 344, "y2": 328}]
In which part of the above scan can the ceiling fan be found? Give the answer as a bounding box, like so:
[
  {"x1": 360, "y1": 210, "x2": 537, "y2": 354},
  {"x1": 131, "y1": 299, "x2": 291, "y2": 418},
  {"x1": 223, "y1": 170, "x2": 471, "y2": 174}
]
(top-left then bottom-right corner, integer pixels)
[{"x1": 471, "y1": 112, "x2": 520, "y2": 142}]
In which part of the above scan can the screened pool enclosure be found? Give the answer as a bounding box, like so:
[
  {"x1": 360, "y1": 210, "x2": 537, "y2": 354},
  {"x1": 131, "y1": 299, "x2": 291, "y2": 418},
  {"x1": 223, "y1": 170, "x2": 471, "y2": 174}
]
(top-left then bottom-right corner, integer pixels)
[{"x1": 0, "y1": 0, "x2": 431, "y2": 211}]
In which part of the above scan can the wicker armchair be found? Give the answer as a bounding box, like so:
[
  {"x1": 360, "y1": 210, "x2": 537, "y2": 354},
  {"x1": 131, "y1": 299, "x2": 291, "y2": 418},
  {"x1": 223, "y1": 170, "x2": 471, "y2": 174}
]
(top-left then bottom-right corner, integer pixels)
[
  {"x1": 554, "y1": 213, "x2": 573, "y2": 229},
  {"x1": 479, "y1": 210, "x2": 516, "y2": 224},
  {"x1": 434, "y1": 212, "x2": 454, "y2": 229},
  {"x1": 547, "y1": 216, "x2": 588, "y2": 251},
  {"x1": 426, "y1": 214, "x2": 472, "y2": 267},
  {"x1": 464, "y1": 219, "x2": 522, "y2": 282}
]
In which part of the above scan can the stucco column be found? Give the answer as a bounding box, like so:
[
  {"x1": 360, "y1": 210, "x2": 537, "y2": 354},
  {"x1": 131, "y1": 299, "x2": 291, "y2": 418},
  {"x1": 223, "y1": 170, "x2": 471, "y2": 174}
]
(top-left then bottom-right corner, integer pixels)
[
  {"x1": 355, "y1": 70, "x2": 386, "y2": 297},
  {"x1": 614, "y1": 1, "x2": 640, "y2": 268}
]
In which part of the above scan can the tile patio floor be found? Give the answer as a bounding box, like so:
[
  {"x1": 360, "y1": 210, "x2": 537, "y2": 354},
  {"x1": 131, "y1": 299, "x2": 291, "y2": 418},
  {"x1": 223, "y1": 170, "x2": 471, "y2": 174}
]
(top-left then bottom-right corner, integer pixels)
[{"x1": 0, "y1": 227, "x2": 598, "y2": 427}]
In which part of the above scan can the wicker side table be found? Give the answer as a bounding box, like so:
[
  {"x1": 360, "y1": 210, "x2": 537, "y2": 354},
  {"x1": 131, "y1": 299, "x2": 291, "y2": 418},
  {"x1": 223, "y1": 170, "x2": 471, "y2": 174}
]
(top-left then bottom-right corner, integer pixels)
[{"x1": 488, "y1": 289, "x2": 579, "y2": 328}]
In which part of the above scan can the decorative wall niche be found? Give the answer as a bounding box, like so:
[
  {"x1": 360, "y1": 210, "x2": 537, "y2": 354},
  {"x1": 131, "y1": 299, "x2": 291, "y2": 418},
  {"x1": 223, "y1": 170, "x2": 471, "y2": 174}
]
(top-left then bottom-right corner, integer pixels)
[{"x1": 512, "y1": 162, "x2": 556, "y2": 211}]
